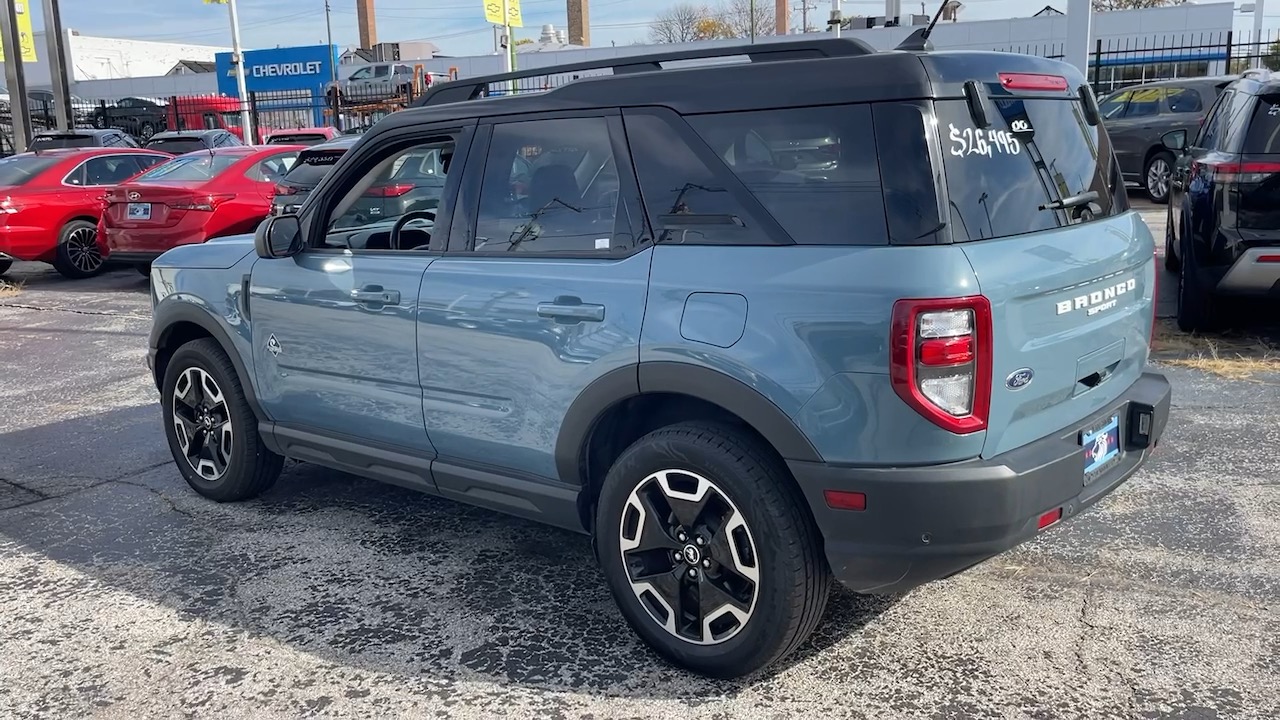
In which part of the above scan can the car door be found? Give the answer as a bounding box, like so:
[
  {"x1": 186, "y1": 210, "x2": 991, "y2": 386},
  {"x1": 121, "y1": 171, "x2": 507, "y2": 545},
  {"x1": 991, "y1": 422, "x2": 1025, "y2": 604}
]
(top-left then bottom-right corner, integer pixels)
[
  {"x1": 248, "y1": 122, "x2": 475, "y2": 457},
  {"x1": 416, "y1": 111, "x2": 651, "y2": 496},
  {"x1": 1170, "y1": 89, "x2": 1232, "y2": 259}
]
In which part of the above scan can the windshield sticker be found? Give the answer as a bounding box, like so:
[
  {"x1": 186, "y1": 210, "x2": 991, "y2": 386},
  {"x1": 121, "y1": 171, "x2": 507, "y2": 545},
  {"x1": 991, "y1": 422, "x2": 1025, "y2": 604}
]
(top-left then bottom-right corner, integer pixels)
[{"x1": 948, "y1": 124, "x2": 1022, "y2": 157}]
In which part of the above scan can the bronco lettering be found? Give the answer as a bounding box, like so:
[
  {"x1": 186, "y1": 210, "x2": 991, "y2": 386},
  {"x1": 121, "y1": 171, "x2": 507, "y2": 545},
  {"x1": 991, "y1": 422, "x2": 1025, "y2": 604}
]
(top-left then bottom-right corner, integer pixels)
[{"x1": 1056, "y1": 278, "x2": 1136, "y2": 315}]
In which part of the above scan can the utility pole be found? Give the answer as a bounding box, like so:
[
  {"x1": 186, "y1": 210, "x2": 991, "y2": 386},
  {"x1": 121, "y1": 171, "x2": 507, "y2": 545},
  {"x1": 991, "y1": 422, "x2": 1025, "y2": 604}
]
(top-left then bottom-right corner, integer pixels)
[
  {"x1": 795, "y1": 0, "x2": 817, "y2": 33},
  {"x1": 750, "y1": 0, "x2": 757, "y2": 43},
  {"x1": 42, "y1": 0, "x2": 73, "y2": 131},
  {"x1": 220, "y1": 0, "x2": 255, "y2": 144},
  {"x1": 0, "y1": 0, "x2": 31, "y2": 150},
  {"x1": 829, "y1": 0, "x2": 842, "y2": 38},
  {"x1": 324, "y1": 0, "x2": 339, "y2": 130}
]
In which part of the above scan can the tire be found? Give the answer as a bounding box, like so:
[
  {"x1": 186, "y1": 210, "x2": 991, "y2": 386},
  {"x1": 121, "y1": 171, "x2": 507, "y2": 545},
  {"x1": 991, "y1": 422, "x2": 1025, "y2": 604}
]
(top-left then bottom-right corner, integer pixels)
[
  {"x1": 1145, "y1": 151, "x2": 1175, "y2": 204},
  {"x1": 139, "y1": 122, "x2": 156, "y2": 140},
  {"x1": 136, "y1": 263, "x2": 152, "y2": 277},
  {"x1": 1164, "y1": 218, "x2": 1181, "y2": 273},
  {"x1": 0, "y1": 259, "x2": 10, "y2": 275},
  {"x1": 161, "y1": 338, "x2": 284, "y2": 502},
  {"x1": 51, "y1": 219, "x2": 106, "y2": 279},
  {"x1": 594, "y1": 422, "x2": 831, "y2": 679},
  {"x1": 1176, "y1": 234, "x2": 1216, "y2": 332}
]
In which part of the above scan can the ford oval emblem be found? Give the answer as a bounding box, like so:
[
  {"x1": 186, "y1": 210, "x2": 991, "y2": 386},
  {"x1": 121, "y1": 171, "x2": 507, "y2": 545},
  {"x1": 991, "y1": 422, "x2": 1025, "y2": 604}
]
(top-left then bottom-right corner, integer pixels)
[{"x1": 1006, "y1": 368, "x2": 1035, "y2": 390}]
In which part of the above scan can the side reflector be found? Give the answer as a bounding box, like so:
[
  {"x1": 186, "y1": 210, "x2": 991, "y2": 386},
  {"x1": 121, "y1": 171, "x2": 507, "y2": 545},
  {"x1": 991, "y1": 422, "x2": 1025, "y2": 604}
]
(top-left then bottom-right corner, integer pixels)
[
  {"x1": 824, "y1": 490, "x2": 867, "y2": 512},
  {"x1": 1038, "y1": 508, "x2": 1063, "y2": 530},
  {"x1": 1256, "y1": 254, "x2": 1280, "y2": 263}
]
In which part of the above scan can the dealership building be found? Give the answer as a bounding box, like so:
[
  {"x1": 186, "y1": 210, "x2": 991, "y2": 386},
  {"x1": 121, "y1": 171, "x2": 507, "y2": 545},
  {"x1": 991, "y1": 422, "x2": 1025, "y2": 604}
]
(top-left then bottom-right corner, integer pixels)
[{"x1": 3, "y1": 1, "x2": 1244, "y2": 106}]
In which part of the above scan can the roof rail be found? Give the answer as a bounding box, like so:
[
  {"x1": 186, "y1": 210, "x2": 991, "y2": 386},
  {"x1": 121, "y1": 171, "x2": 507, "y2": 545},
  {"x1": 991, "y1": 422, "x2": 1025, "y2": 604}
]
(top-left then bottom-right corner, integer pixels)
[
  {"x1": 411, "y1": 37, "x2": 878, "y2": 108},
  {"x1": 1241, "y1": 67, "x2": 1272, "y2": 81}
]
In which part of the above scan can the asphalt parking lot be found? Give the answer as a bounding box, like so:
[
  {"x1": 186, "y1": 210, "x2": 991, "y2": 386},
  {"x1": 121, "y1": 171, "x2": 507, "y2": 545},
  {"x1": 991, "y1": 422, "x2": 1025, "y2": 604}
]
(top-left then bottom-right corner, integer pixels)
[{"x1": 1, "y1": 200, "x2": 1278, "y2": 719}]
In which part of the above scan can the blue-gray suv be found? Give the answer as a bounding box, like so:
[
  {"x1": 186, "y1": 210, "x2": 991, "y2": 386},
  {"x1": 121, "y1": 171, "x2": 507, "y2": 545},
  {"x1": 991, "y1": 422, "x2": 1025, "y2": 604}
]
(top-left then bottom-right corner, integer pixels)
[{"x1": 145, "y1": 36, "x2": 1172, "y2": 678}]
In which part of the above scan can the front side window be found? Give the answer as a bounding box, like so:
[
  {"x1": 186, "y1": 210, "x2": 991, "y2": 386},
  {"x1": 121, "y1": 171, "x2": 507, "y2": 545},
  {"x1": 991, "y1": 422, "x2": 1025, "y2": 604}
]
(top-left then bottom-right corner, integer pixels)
[
  {"x1": 473, "y1": 117, "x2": 622, "y2": 253},
  {"x1": 1098, "y1": 90, "x2": 1131, "y2": 120},
  {"x1": 322, "y1": 139, "x2": 455, "y2": 244},
  {"x1": 938, "y1": 92, "x2": 1121, "y2": 242},
  {"x1": 687, "y1": 103, "x2": 889, "y2": 245}
]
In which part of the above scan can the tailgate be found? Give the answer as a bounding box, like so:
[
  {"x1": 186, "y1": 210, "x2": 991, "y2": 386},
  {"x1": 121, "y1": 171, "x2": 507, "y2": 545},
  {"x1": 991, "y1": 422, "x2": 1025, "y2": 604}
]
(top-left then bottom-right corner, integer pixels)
[{"x1": 961, "y1": 213, "x2": 1156, "y2": 458}]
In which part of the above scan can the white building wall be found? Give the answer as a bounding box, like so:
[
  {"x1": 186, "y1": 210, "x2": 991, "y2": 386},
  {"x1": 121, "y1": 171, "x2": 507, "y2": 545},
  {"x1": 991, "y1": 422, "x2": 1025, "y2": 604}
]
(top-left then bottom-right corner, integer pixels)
[{"x1": 0, "y1": 31, "x2": 228, "y2": 89}]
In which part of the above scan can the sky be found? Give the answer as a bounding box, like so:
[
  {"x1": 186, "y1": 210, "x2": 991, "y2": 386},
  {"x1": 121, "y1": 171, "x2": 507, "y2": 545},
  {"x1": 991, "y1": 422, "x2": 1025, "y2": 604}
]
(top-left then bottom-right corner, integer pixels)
[{"x1": 26, "y1": 0, "x2": 1280, "y2": 57}]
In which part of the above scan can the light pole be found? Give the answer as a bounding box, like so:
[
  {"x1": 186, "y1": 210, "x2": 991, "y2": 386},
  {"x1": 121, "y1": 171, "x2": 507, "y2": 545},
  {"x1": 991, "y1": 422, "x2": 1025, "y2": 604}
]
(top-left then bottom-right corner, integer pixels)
[
  {"x1": 829, "y1": 0, "x2": 842, "y2": 38},
  {"x1": 1240, "y1": 2, "x2": 1268, "y2": 70},
  {"x1": 214, "y1": 0, "x2": 255, "y2": 144},
  {"x1": 324, "y1": 0, "x2": 339, "y2": 130}
]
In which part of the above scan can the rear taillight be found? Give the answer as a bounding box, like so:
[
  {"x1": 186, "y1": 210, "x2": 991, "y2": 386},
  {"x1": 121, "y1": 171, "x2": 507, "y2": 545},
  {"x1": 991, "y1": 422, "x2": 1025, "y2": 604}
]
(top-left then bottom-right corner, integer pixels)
[
  {"x1": 890, "y1": 296, "x2": 993, "y2": 434},
  {"x1": 998, "y1": 72, "x2": 1069, "y2": 91},
  {"x1": 171, "y1": 193, "x2": 235, "y2": 212},
  {"x1": 1192, "y1": 160, "x2": 1280, "y2": 184},
  {"x1": 365, "y1": 183, "x2": 415, "y2": 198}
]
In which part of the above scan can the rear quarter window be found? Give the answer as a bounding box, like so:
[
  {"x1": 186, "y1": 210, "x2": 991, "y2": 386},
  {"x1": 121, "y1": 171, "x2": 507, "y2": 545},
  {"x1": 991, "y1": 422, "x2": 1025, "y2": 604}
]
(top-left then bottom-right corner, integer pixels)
[
  {"x1": 1243, "y1": 93, "x2": 1280, "y2": 154},
  {"x1": 937, "y1": 95, "x2": 1123, "y2": 242},
  {"x1": 283, "y1": 148, "x2": 347, "y2": 187},
  {"x1": 687, "y1": 104, "x2": 889, "y2": 245}
]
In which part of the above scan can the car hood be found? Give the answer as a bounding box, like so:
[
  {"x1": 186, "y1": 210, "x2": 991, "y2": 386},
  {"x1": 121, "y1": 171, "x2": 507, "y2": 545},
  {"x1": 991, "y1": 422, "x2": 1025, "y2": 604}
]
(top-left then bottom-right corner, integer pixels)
[{"x1": 155, "y1": 232, "x2": 255, "y2": 269}]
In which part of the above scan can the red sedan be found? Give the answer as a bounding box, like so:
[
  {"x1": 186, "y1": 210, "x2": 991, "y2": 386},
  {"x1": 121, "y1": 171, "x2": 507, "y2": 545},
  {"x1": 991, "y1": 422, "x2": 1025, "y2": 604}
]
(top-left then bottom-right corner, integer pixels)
[
  {"x1": 101, "y1": 145, "x2": 304, "y2": 270},
  {"x1": 0, "y1": 147, "x2": 171, "y2": 278}
]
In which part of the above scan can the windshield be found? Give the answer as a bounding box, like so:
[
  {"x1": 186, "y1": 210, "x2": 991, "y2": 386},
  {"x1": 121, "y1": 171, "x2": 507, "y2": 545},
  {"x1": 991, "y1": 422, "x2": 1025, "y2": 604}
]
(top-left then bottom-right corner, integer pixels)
[
  {"x1": 936, "y1": 96, "x2": 1124, "y2": 242},
  {"x1": 135, "y1": 153, "x2": 241, "y2": 182},
  {"x1": 31, "y1": 134, "x2": 96, "y2": 149},
  {"x1": 281, "y1": 147, "x2": 348, "y2": 188},
  {"x1": 0, "y1": 154, "x2": 60, "y2": 185}
]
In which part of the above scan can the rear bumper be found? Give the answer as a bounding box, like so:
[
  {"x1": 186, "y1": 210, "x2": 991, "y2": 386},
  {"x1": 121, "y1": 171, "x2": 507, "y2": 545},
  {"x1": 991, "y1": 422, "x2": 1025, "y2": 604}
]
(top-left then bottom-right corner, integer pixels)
[
  {"x1": 789, "y1": 371, "x2": 1171, "y2": 595},
  {"x1": 108, "y1": 251, "x2": 162, "y2": 265},
  {"x1": 1214, "y1": 247, "x2": 1280, "y2": 295}
]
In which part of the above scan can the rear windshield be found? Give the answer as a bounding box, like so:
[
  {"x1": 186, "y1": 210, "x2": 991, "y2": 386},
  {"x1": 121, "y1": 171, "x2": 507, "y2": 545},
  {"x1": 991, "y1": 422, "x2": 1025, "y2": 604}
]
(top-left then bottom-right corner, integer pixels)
[
  {"x1": 268, "y1": 133, "x2": 329, "y2": 145},
  {"x1": 936, "y1": 96, "x2": 1124, "y2": 242},
  {"x1": 282, "y1": 148, "x2": 348, "y2": 187},
  {"x1": 145, "y1": 138, "x2": 206, "y2": 154},
  {"x1": 0, "y1": 155, "x2": 61, "y2": 185},
  {"x1": 1243, "y1": 93, "x2": 1280, "y2": 154},
  {"x1": 31, "y1": 134, "x2": 95, "y2": 149},
  {"x1": 136, "y1": 154, "x2": 241, "y2": 182}
]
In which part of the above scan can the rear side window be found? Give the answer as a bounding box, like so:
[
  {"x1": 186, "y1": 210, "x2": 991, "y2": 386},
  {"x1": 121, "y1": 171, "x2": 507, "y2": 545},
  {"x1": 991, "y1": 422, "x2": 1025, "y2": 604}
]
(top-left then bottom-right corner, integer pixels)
[
  {"x1": 687, "y1": 104, "x2": 889, "y2": 246},
  {"x1": 1243, "y1": 93, "x2": 1280, "y2": 154},
  {"x1": 283, "y1": 148, "x2": 348, "y2": 187},
  {"x1": 872, "y1": 102, "x2": 945, "y2": 245},
  {"x1": 937, "y1": 95, "x2": 1122, "y2": 242},
  {"x1": 1167, "y1": 88, "x2": 1203, "y2": 113}
]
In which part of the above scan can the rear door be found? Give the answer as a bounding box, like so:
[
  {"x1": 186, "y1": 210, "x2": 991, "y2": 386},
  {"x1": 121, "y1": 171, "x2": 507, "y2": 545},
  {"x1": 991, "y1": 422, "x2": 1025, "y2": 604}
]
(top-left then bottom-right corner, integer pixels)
[{"x1": 934, "y1": 75, "x2": 1155, "y2": 459}]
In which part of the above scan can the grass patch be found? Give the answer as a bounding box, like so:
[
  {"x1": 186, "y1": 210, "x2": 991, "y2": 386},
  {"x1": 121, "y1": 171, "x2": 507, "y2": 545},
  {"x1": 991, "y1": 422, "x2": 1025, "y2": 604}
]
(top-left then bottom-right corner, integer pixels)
[
  {"x1": 1152, "y1": 319, "x2": 1280, "y2": 381},
  {"x1": 0, "y1": 278, "x2": 21, "y2": 298}
]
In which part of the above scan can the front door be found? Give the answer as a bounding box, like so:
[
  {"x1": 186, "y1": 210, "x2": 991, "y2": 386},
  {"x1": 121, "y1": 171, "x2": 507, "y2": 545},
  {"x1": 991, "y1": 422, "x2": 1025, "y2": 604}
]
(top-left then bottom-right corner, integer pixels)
[
  {"x1": 249, "y1": 125, "x2": 473, "y2": 455},
  {"x1": 417, "y1": 112, "x2": 651, "y2": 484}
]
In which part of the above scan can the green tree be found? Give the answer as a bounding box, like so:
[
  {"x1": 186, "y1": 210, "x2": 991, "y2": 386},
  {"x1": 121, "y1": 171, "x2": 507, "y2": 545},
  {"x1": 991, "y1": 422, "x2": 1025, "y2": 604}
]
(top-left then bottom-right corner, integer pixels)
[{"x1": 1091, "y1": 0, "x2": 1186, "y2": 10}]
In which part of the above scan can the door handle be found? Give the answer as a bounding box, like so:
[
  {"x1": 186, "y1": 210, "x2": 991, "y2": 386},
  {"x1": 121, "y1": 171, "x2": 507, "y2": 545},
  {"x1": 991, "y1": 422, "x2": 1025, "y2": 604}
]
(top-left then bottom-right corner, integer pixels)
[
  {"x1": 351, "y1": 286, "x2": 400, "y2": 305},
  {"x1": 537, "y1": 297, "x2": 605, "y2": 323}
]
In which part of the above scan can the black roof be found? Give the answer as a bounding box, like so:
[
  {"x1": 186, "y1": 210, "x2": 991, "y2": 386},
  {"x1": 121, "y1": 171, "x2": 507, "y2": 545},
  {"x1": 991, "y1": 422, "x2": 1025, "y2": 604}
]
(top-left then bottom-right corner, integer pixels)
[
  {"x1": 148, "y1": 129, "x2": 227, "y2": 139},
  {"x1": 391, "y1": 38, "x2": 1087, "y2": 134}
]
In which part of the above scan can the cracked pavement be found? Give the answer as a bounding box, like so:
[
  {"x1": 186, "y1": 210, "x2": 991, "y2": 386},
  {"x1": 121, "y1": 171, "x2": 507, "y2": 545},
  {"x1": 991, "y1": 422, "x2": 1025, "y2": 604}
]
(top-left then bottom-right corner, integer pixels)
[{"x1": 2, "y1": 205, "x2": 1278, "y2": 719}]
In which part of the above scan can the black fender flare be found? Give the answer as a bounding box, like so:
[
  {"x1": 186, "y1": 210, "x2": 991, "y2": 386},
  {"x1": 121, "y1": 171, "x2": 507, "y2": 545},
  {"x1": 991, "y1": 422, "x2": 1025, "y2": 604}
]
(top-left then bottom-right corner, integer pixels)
[
  {"x1": 150, "y1": 301, "x2": 268, "y2": 422},
  {"x1": 554, "y1": 361, "x2": 823, "y2": 486}
]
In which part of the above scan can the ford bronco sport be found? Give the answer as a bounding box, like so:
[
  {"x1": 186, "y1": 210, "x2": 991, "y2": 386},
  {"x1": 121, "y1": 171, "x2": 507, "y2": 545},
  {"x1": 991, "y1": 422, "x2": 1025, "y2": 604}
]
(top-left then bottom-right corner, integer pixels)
[{"x1": 145, "y1": 33, "x2": 1171, "y2": 678}]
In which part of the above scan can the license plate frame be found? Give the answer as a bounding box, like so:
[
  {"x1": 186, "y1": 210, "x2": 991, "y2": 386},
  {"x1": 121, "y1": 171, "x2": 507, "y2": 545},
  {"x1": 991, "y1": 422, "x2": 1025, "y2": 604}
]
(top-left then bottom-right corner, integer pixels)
[
  {"x1": 1080, "y1": 413, "x2": 1122, "y2": 485},
  {"x1": 126, "y1": 202, "x2": 152, "y2": 221}
]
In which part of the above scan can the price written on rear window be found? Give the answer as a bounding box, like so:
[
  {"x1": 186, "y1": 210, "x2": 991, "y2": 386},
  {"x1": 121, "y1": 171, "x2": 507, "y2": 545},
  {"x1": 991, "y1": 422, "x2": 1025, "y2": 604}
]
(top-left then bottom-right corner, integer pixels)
[{"x1": 948, "y1": 124, "x2": 1022, "y2": 157}]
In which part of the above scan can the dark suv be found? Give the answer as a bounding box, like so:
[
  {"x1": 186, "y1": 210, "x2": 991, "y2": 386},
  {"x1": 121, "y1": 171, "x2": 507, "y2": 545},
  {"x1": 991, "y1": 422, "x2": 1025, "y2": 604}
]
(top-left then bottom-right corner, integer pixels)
[
  {"x1": 1099, "y1": 76, "x2": 1233, "y2": 203},
  {"x1": 146, "y1": 36, "x2": 1170, "y2": 678},
  {"x1": 1163, "y1": 69, "x2": 1280, "y2": 330}
]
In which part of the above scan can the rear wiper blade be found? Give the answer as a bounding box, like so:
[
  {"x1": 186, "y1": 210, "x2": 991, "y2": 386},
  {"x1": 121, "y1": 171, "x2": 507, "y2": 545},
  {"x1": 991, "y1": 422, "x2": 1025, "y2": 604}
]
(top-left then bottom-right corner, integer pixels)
[{"x1": 1039, "y1": 190, "x2": 1099, "y2": 212}]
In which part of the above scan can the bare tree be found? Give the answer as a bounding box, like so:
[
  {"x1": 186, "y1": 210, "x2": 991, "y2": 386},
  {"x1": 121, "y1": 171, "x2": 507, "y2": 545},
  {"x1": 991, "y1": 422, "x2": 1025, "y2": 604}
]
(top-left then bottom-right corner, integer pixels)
[
  {"x1": 1091, "y1": 0, "x2": 1186, "y2": 10},
  {"x1": 718, "y1": 0, "x2": 777, "y2": 39},
  {"x1": 650, "y1": 2, "x2": 712, "y2": 43}
]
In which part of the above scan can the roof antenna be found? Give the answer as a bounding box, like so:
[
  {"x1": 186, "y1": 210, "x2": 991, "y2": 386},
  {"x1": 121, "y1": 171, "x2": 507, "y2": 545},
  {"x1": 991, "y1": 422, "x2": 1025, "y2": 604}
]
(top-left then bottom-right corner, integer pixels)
[{"x1": 895, "y1": 1, "x2": 948, "y2": 52}]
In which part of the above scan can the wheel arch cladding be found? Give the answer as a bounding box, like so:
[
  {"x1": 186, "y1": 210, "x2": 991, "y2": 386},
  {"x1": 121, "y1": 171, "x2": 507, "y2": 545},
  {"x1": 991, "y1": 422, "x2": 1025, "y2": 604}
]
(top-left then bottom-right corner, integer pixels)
[
  {"x1": 151, "y1": 303, "x2": 265, "y2": 421},
  {"x1": 557, "y1": 362, "x2": 824, "y2": 531}
]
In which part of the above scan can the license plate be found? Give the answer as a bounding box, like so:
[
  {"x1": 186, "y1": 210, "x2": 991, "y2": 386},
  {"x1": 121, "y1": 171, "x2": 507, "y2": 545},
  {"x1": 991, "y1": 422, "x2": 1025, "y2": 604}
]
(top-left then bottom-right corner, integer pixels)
[
  {"x1": 1081, "y1": 414, "x2": 1122, "y2": 484},
  {"x1": 126, "y1": 202, "x2": 152, "y2": 220}
]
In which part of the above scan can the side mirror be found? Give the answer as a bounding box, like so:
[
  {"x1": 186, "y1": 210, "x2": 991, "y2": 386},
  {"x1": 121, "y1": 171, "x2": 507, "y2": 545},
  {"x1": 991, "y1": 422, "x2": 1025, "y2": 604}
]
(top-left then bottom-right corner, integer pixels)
[
  {"x1": 255, "y1": 215, "x2": 303, "y2": 259},
  {"x1": 1161, "y1": 129, "x2": 1188, "y2": 152}
]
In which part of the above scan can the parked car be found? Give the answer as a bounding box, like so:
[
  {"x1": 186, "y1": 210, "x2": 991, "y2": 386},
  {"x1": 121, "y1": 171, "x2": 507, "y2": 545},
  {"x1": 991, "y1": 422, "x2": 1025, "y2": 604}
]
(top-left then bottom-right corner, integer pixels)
[
  {"x1": 0, "y1": 147, "x2": 170, "y2": 278},
  {"x1": 144, "y1": 37, "x2": 1170, "y2": 679},
  {"x1": 102, "y1": 145, "x2": 303, "y2": 271},
  {"x1": 144, "y1": 129, "x2": 243, "y2": 155},
  {"x1": 30, "y1": 129, "x2": 140, "y2": 150},
  {"x1": 325, "y1": 62, "x2": 450, "y2": 103},
  {"x1": 1162, "y1": 68, "x2": 1280, "y2": 331},
  {"x1": 1098, "y1": 76, "x2": 1234, "y2": 203},
  {"x1": 270, "y1": 134, "x2": 359, "y2": 215},
  {"x1": 264, "y1": 127, "x2": 342, "y2": 145},
  {"x1": 27, "y1": 89, "x2": 96, "y2": 128},
  {"x1": 91, "y1": 96, "x2": 169, "y2": 140}
]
